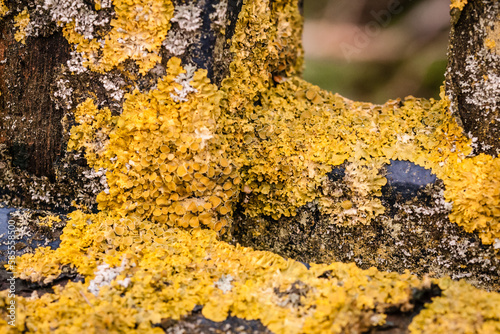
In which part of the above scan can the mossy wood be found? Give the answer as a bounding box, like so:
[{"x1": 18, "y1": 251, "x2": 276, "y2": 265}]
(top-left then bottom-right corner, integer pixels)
[{"x1": 0, "y1": 0, "x2": 499, "y2": 333}]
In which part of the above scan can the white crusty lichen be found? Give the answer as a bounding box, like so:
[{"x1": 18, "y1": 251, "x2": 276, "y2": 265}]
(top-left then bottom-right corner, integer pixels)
[
  {"x1": 100, "y1": 76, "x2": 125, "y2": 101},
  {"x1": 66, "y1": 49, "x2": 87, "y2": 74},
  {"x1": 170, "y1": 4, "x2": 203, "y2": 32},
  {"x1": 170, "y1": 64, "x2": 198, "y2": 103},
  {"x1": 163, "y1": 4, "x2": 203, "y2": 55},
  {"x1": 88, "y1": 258, "x2": 131, "y2": 296},
  {"x1": 214, "y1": 274, "x2": 233, "y2": 294},
  {"x1": 40, "y1": 0, "x2": 108, "y2": 39},
  {"x1": 53, "y1": 79, "x2": 74, "y2": 110},
  {"x1": 8, "y1": 210, "x2": 32, "y2": 241},
  {"x1": 210, "y1": 0, "x2": 228, "y2": 28},
  {"x1": 82, "y1": 167, "x2": 109, "y2": 196},
  {"x1": 463, "y1": 54, "x2": 500, "y2": 113}
]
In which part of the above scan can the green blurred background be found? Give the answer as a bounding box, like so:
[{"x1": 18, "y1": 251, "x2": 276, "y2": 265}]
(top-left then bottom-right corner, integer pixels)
[{"x1": 302, "y1": 0, "x2": 450, "y2": 104}]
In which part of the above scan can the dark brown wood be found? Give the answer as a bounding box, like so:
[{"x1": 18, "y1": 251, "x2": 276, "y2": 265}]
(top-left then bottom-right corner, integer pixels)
[{"x1": 0, "y1": 19, "x2": 70, "y2": 180}]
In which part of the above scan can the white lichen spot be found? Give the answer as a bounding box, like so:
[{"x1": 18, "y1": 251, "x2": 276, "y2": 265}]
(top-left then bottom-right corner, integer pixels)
[
  {"x1": 97, "y1": 0, "x2": 112, "y2": 9},
  {"x1": 210, "y1": 0, "x2": 227, "y2": 27},
  {"x1": 171, "y1": 4, "x2": 203, "y2": 32},
  {"x1": 100, "y1": 76, "x2": 124, "y2": 101},
  {"x1": 53, "y1": 79, "x2": 74, "y2": 110},
  {"x1": 214, "y1": 274, "x2": 233, "y2": 294},
  {"x1": 163, "y1": 31, "x2": 194, "y2": 55},
  {"x1": 195, "y1": 126, "x2": 213, "y2": 149},
  {"x1": 67, "y1": 49, "x2": 87, "y2": 74},
  {"x1": 494, "y1": 238, "x2": 500, "y2": 250},
  {"x1": 170, "y1": 64, "x2": 198, "y2": 103},
  {"x1": 88, "y1": 258, "x2": 130, "y2": 296},
  {"x1": 39, "y1": 0, "x2": 108, "y2": 40},
  {"x1": 82, "y1": 167, "x2": 109, "y2": 196},
  {"x1": 9, "y1": 210, "x2": 32, "y2": 240},
  {"x1": 28, "y1": 182, "x2": 52, "y2": 204}
]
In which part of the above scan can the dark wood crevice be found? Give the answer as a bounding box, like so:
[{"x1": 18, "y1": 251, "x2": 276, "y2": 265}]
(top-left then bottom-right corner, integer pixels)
[{"x1": 0, "y1": 20, "x2": 71, "y2": 180}]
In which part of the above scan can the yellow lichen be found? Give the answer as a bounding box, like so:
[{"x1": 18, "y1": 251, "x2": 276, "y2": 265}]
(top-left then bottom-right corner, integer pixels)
[
  {"x1": 62, "y1": 0, "x2": 174, "y2": 74},
  {"x1": 485, "y1": 23, "x2": 500, "y2": 54},
  {"x1": 445, "y1": 154, "x2": 500, "y2": 244},
  {"x1": 69, "y1": 58, "x2": 238, "y2": 232},
  {"x1": 4, "y1": 0, "x2": 500, "y2": 332},
  {"x1": 318, "y1": 160, "x2": 387, "y2": 226},
  {"x1": 67, "y1": 98, "x2": 116, "y2": 166},
  {"x1": 14, "y1": 8, "x2": 30, "y2": 45},
  {"x1": 215, "y1": 0, "x2": 499, "y2": 243},
  {"x1": 450, "y1": 0, "x2": 467, "y2": 11},
  {"x1": 0, "y1": 209, "x2": 433, "y2": 333},
  {"x1": 0, "y1": 0, "x2": 8, "y2": 18},
  {"x1": 485, "y1": 38, "x2": 496, "y2": 50},
  {"x1": 8, "y1": 209, "x2": 500, "y2": 333},
  {"x1": 409, "y1": 279, "x2": 500, "y2": 333},
  {"x1": 65, "y1": 0, "x2": 498, "y2": 243},
  {"x1": 38, "y1": 214, "x2": 62, "y2": 228}
]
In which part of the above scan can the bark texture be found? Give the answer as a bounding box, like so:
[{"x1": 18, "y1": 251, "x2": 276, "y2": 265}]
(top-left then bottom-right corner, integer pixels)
[
  {"x1": 446, "y1": 0, "x2": 500, "y2": 156},
  {"x1": 0, "y1": 1, "x2": 500, "y2": 334},
  {"x1": 0, "y1": 26, "x2": 69, "y2": 179},
  {"x1": 0, "y1": 0, "x2": 498, "y2": 289}
]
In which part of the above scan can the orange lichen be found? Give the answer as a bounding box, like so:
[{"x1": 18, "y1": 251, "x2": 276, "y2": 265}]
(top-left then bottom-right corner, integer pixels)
[{"x1": 0, "y1": 208, "x2": 430, "y2": 333}]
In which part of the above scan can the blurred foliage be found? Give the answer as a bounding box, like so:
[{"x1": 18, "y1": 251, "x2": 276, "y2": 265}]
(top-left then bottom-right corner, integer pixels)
[{"x1": 302, "y1": 0, "x2": 449, "y2": 103}]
